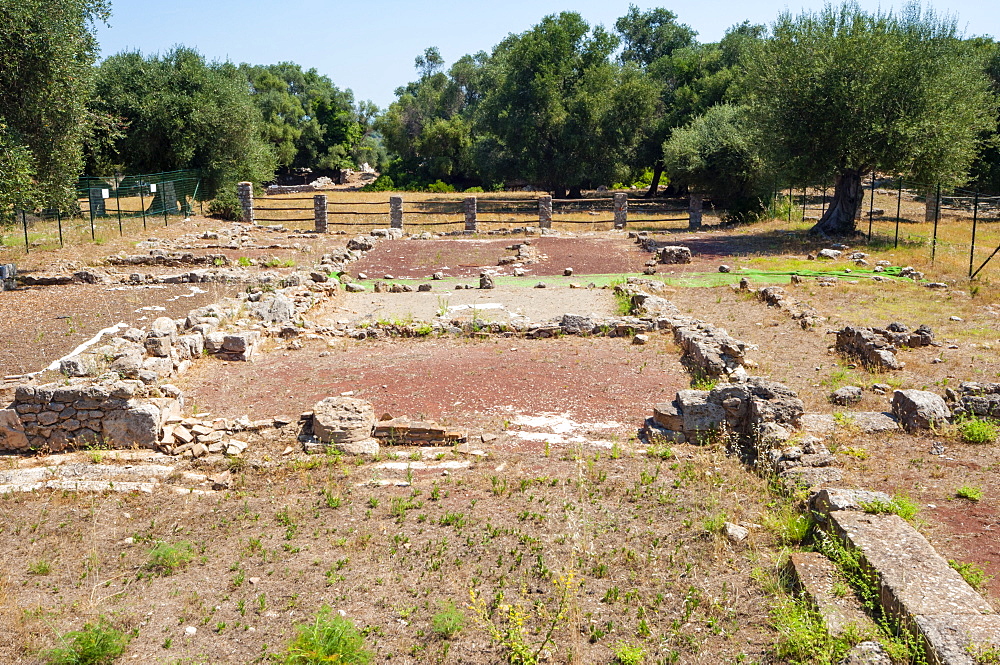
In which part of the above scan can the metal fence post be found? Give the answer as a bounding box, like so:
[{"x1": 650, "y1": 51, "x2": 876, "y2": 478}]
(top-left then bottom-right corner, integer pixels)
[
  {"x1": 114, "y1": 179, "x2": 123, "y2": 236},
  {"x1": 237, "y1": 181, "x2": 254, "y2": 224},
  {"x1": 688, "y1": 193, "x2": 703, "y2": 230},
  {"x1": 970, "y1": 191, "x2": 980, "y2": 278},
  {"x1": 894, "y1": 178, "x2": 902, "y2": 249},
  {"x1": 931, "y1": 183, "x2": 941, "y2": 264},
  {"x1": 139, "y1": 185, "x2": 147, "y2": 231},
  {"x1": 538, "y1": 196, "x2": 552, "y2": 228},
  {"x1": 89, "y1": 200, "x2": 96, "y2": 240},
  {"x1": 314, "y1": 194, "x2": 328, "y2": 233},
  {"x1": 801, "y1": 187, "x2": 807, "y2": 221},
  {"x1": 389, "y1": 196, "x2": 403, "y2": 230},
  {"x1": 21, "y1": 210, "x2": 29, "y2": 253},
  {"x1": 614, "y1": 193, "x2": 627, "y2": 229},
  {"x1": 867, "y1": 171, "x2": 875, "y2": 243},
  {"x1": 464, "y1": 196, "x2": 477, "y2": 232},
  {"x1": 787, "y1": 186, "x2": 792, "y2": 222},
  {"x1": 57, "y1": 210, "x2": 63, "y2": 248}
]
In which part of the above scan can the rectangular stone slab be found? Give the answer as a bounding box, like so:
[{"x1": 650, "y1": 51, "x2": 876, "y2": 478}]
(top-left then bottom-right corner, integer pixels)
[
  {"x1": 829, "y1": 511, "x2": 994, "y2": 618},
  {"x1": 789, "y1": 551, "x2": 877, "y2": 637},
  {"x1": 913, "y1": 614, "x2": 1000, "y2": 665}
]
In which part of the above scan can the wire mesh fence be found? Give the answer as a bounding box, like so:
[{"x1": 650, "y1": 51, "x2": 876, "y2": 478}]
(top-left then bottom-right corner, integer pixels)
[
  {"x1": 1, "y1": 170, "x2": 202, "y2": 253},
  {"x1": 778, "y1": 176, "x2": 1000, "y2": 279}
]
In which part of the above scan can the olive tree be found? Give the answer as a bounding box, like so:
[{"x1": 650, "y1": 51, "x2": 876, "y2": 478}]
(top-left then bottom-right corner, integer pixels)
[
  {"x1": 741, "y1": 2, "x2": 996, "y2": 235},
  {"x1": 0, "y1": 0, "x2": 108, "y2": 214}
]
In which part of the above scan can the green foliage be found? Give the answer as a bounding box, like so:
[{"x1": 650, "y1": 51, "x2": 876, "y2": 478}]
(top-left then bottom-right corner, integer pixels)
[
  {"x1": 770, "y1": 595, "x2": 857, "y2": 663},
  {"x1": 0, "y1": 0, "x2": 108, "y2": 213},
  {"x1": 662, "y1": 104, "x2": 769, "y2": 222},
  {"x1": 958, "y1": 416, "x2": 999, "y2": 444},
  {"x1": 282, "y1": 605, "x2": 372, "y2": 664},
  {"x1": 144, "y1": 540, "x2": 194, "y2": 576},
  {"x1": 741, "y1": 2, "x2": 997, "y2": 233},
  {"x1": 612, "y1": 641, "x2": 646, "y2": 665},
  {"x1": 243, "y1": 62, "x2": 376, "y2": 172},
  {"x1": 859, "y1": 495, "x2": 918, "y2": 522},
  {"x1": 89, "y1": 47, "x2": 276, "y2": 197},
  {"x1": 949, "y1": 559, "x2": 992, "y2": 590},
  {"x1": 207, "y1": 190, "x2": 243, "y2": 221},
  {"x1": 41, "y1": 617, "x2": 131, "y2": 665},
  {"x1": 376, "y1": 48, "x2": 485, "y2": 188},
  {"x1": 476, "y1": 12, "x2": 659, "y2": 194},
  {"x1": 29, "y1": 560, "x2": 52, "y2": 575},
  {"x1": 360, "y1": 174, "x2": 395, "y2": 192},
  {"x1": 427, "y1": 179, "x2": 456, "y2": 193},
  {"x1": 431, "y1": 600, "x2": 466, "y2": 639},
  {"x1": 464, "y1": 186, "x2": 485, "y2": 193},
  {"x1": 956, "y1": 485, "x2": 984, "y2": 501},
  {"x1": 763, "y1": 505, "x2": 814, "y2": 546}
]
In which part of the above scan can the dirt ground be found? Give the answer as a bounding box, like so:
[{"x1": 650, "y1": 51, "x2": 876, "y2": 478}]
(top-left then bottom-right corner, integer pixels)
[{"x1": 3, "y1": 212, "x2": 1000, "y2": 663}]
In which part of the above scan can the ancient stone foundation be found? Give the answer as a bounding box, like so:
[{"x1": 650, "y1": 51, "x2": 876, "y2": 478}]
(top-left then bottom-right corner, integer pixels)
[
  {"x1": 835, "y1": 322, "x2": 934, "y2": 371},
  {"x1": 1, "y1": 382, "x2": 180, "y2": 452},
  {"x1": 646, "y1": 377, "x2": 803, "y2": 446}
]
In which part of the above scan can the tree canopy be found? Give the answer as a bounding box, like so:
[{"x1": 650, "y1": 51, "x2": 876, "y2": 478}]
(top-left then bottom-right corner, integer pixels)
[
  {"x1": 243, "y1": 62, "x2": 374, "y2": 174},
  {"x1": 476, "y1": 12, "x2": 658, "y2": 197},
  {"x1": 740, "y1": 2, "x2": 997, "y2": 234},
  {"x1": 89, "y1": 47, "x2": 277, "y2": 197},
  {"x1": 0, "y1": 0, "x2": 108, "y2": 216}
]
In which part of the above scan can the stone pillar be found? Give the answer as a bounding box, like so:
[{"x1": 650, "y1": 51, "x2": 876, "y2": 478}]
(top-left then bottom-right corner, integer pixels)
[
  {"x1": 237, "y1": 182, "x2": 254, "y2": 224},
  {"x1": 688, "y1": 193, "x2": 703, "y2": 230},
  {"x1": 464, "y1": 196, "x2": 477, "y2": 232},
  {"x1": 925, "y1": 188, "x2": 937, "y2": 222},
  {"x1": 390, "y1": 196, "x2": 403, "y2": 229},
  {"x1": 314, "y1": 194, "x2": 328, "y2": 233},
  {"x1": 613, "y1": 192, "x2": 628, "y2": 229},
  {"x1": 538, "y1": 195, "x2": 552, "y2": 228}
]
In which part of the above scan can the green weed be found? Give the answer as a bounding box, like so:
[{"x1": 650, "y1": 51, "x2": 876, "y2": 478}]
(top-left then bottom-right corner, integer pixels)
[
  {"x1": 41, "y1": 616, "x2": 131, "y2": 665},
  {"x1": 281, "y1": 605, "x2": 372, "y2": 664}
]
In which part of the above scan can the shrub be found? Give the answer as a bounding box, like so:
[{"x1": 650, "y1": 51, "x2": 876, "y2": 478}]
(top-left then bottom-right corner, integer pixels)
[
  {"x1": 207, "y1": 190, "x2": 242, "y2": 220},
  {"x1": 959, "y1": 417, "x2": 999, "y2": 444},
  {"x1": 42, "y1": 617, "x2": 131, "y2": 665},
  {"x1": 431, "y1": 599, "x2": 465, "y2": 639},
  {"x1": 144, "y1": 541, "x2": 194, "y2": 576},
  {"x1": 464, "y1": 186, "x2": 484, "y2": 193},
  {"x1": 282, "y1": 606, "x2": 372, "y2": 664},
  {"x1": 360, "y1": 174, "x2": 395, "y2": 192},
  {"x1": 427, "y1": 179, "x2": 455, "y2": 193}
]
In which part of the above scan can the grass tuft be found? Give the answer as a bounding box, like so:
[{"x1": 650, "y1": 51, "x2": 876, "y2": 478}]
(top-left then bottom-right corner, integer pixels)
[{"x1": 282, "y1": 605, "x2": 372, "y2": 664}]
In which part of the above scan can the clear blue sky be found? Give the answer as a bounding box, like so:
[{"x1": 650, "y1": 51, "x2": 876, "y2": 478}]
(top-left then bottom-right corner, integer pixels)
[{"x1": 96, "y1": 0, "x2": 999, "y2": 109}]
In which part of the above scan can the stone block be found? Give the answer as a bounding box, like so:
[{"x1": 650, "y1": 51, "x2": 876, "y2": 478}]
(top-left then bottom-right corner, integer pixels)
[
  {"x1": 676, "y1": 389, "x2": 726, "y2": 435},
  {"x1": 658, "y1": 245, "x2": 692, "y2": 264},
  {"x1": 810, "y1": 488, "x2": 893, "y2": 515},
  {"x1": 652, "y1": 402, "x2": 684, "y2": 431},
  {"x1": 0, "y1": 408, "x2": 29, "y2": 451},
  {"x1": 789, "y1": 551, "x2": 878, "y2": 637},
  {"x1": 828, "y1": 511, "x2": 994, "y2": 618},
  {"x1": 312, "y1": 397, "x2": 376, "y2": 450},
  {"x1": 892, "y1": 390, "x2": 951, "y2": 432},
  {"x1": 102, "y1": 402, "x2": 162, "y2": 449}
]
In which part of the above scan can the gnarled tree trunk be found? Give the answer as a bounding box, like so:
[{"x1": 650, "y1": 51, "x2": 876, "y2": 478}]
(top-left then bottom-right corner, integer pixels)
[
  {"x1": 810, "y1": 169, "x2": 864, "y2": 236},
  {"x1": 644, "y1": 163, "x2": 664, "y2": 199}
]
